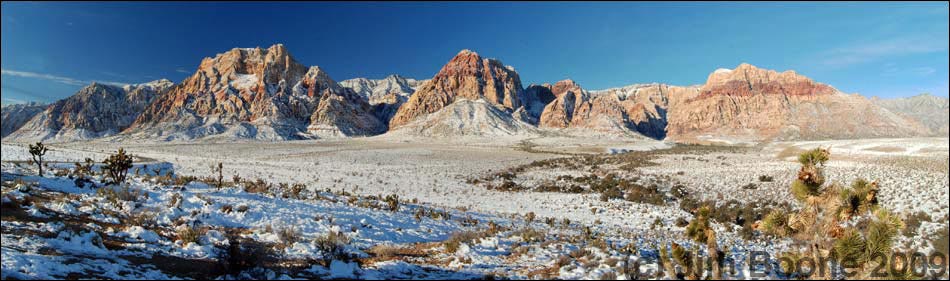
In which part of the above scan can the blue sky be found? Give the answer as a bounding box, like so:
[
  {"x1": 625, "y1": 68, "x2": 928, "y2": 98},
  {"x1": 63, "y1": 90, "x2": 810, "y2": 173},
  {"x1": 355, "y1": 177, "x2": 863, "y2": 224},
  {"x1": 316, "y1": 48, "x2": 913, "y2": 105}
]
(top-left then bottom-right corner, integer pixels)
[{"x1": 2, "y1": 2, "x2": 947, "y2": 105}]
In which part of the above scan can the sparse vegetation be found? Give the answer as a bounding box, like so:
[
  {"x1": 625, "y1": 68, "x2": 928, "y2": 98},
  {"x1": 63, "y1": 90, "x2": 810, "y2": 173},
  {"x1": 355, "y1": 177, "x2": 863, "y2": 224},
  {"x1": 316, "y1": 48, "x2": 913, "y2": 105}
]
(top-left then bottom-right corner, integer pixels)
[
  {"x1": 314, "y1": 230, "x2": 351, "y2": 261},
  {"x1": 176, "y1": 224, "x2": 204, "y2": 245}
]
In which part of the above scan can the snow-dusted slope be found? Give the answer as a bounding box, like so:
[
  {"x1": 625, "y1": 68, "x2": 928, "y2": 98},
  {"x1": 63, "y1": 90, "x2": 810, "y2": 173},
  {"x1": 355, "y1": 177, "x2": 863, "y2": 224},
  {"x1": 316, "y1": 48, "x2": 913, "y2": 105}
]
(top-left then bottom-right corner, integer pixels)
[
  {"x1": 6, "y1": 80, "x2": 173, "y2": 142},
  {"x1": 387, "y1": 99, "x2": 538, "y2": 137},
  {"x1": 1, "y1": 102, "x2": 46, "y2": 139}
]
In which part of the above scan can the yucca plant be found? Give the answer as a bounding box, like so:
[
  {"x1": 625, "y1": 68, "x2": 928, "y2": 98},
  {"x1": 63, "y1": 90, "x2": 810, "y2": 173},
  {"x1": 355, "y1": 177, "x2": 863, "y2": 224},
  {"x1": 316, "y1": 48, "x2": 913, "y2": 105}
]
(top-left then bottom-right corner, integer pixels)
[{"x1": 834, "y1": 230, "x2": 867, "y2": 265}]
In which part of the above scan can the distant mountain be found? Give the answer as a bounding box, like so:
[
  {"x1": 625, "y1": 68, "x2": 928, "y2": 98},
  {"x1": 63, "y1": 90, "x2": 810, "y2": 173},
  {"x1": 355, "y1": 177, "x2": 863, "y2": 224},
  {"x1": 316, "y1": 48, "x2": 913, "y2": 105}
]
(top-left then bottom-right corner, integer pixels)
[
  {"x1": 6, "y1": 80, "x2": 173, "y2": 141},
  {"x1": 4, "y1": 44, "x2": 943, "y2": 144},
  {"x1": 127, "y1": 44, "x2": 385, "y2": 140},
  {"x1": 339, "y1": 75, "x2": 428, "y2": 127},
  {"x1": 339, "y1": 75, "x2": 427, "y2": 102},
  {"x1": 665, "y1": 63, "x2": 931, "y2": 143},
  {"x1": 875, "y1": 94, "x2": 949, "y2": 136},
  {"x1": 1, "y1": 102, "x2": 46, "y2": 139},
  {"x1": 587, "y1": 83, "x2": 700, "y2": 139}
]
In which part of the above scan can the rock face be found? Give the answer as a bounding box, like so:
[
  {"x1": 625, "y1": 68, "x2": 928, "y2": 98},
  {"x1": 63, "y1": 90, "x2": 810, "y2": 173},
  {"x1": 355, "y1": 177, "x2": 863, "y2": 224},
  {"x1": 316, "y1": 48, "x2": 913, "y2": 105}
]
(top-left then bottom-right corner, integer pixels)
[
  {"x1": 389, "y1": 50, "x2": 526, "y2": 129},
  {"x1": 129, "y1": 44, "x2": 384, "y2": 140},
  {"x1": 7, "y1": 80, "x2": 173, "y2": 141},
  {"x1": 588, "y1": 84, "x2": 700, "y2": 139},
  {"x1": 1, "y1": 102, "x2": 46, "y2": 139},
  {"x1": 666, "y1": 63, "x2": 931, "y2": 142},
  {"x1": 537, "y1": 80, "x2": 696, "y2": 139},
  {"x1": 339, "y1": 75, "x2": 427, "y2": 126},
  {"x1": 875, "y1": 94, "x2": 949, "y2": 136}
]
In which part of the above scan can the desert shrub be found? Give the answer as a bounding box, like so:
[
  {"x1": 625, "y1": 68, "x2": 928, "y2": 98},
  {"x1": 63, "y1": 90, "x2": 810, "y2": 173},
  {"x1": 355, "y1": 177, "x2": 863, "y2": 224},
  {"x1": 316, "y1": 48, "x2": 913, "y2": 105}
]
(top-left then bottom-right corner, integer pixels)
[
  {"x1": 315, "y1": 230, "x2": 351, "y2": 260},
  {"x1": 758, "y1": 175, "x2": 774, "y2": 182},
  {"x1": 126, "y1": 209, "x2": 158, "y2": 227},
  {"x1": 177, "y1": 225, "x2": 204, "y2": 245},
  {"x1": 598, "y1": 272, "x2": 617, "y2": 280},
  {"x1": 226, "y1": 234, "x2": 271, "y2": 275},
  {"x1": 525, "y1": 212, "x2": 536, "y2": 225},
  {"x1": 443, "y1": 231, "x2": 482, "y2": 253},
  {"x1": 601, "y1": 187, "x2": 623, "y2": 202},
  {"x1": 97, "y1": 185, "x2": 145, "y2": 207},
  {"x1": 235, "y1": 205, "x2": 249, "y2": 213},
  {"x1": 220, "y1": 204, "x2": 233, "y2": 214},
  {"x1": 368, "y1": 244, "x2": 404, "y2": 259},
  {"x1": 625, "y1": 183, "x2": 666, "y2": 206},
  {"x1": 289, "y1": 183, "x2": 306, "y2": 199},
  {"x1": 384, "y1": 194, "x2": 399, "y2": 212},
  {"x1": 243, "y1": 178, "x2": 271, "y2": 194},
  {"x1": 901, "y1": 212, "x2": 931, "y2": 237},
  {"x1": 169, "y1": 193, "x2": 182, "y2": 209},
  {"x1": 28, "y1": 142, "x2": 49, "y2": 177},
  {"x1": 276, "y1": 226, "x2": 300, "y2": 247},
  {"x1": 517, "y1": 228, "x2": 545, "y2": 243},
  {"x1": 741, "y1": 183, "x2": 758, "y2": 190},
  {"x1": 103, "y1": 148, "x2": 134, "y2": 185}
]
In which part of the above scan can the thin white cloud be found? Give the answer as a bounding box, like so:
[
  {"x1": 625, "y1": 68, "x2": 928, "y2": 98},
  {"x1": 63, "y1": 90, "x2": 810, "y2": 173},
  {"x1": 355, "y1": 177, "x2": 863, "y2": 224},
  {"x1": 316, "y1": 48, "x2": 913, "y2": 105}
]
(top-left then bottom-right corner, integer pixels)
[
  {"x1": 820, "y1": 36, "x2": 949, "y2": 67},
  {"x1": 175, "y1": 68, "x2": 191, "y2": 74},
  {"x1": 1, "y1": 69, "x2": 129, "y2": 87}
]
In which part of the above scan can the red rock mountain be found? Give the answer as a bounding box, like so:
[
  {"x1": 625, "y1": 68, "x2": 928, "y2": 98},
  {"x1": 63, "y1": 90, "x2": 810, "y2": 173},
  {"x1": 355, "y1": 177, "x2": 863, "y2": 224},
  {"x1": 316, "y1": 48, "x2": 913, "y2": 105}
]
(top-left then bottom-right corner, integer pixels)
[
  {"x1": 388, "y1": 50, "x2": 526, "y2": 129},
  {"x1": 128, "y1": 44, "x2": 384, "y2": 140},
  {"x1": 666, "y1": 63, "x2": 931, "y2": 143}
]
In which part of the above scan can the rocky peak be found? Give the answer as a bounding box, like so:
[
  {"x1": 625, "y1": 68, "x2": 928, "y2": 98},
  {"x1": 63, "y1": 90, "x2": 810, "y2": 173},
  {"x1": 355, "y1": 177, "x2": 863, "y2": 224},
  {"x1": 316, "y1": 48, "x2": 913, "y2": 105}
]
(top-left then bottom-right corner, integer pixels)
[
  {"x1": 698, "y1": 63, "x2": 836, "y2": 99},
  {"x1": 389, "y1": 49, "x2": 525, "y2": 128},
  {"x1": 129, "y1": 44, "x2": 384, "y2": 140}
]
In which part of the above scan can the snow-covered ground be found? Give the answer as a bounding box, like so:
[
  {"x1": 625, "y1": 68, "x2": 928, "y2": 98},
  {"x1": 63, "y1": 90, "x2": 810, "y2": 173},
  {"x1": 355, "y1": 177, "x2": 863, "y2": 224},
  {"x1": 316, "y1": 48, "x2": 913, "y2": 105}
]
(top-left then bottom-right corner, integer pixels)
[{"x1": 2, "y1": 137, "x2": 947, "y2": 279}]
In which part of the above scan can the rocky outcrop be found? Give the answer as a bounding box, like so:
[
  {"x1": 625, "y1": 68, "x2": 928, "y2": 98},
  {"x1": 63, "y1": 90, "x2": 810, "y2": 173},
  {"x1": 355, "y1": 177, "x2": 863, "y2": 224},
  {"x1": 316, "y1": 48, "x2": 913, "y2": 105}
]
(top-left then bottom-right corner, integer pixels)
[
  {"x1": 874, "y1": 94, "x2": 949, "y2": 136},
  {"x1": 537, "y1": 80, "x2": 696, "y2": 139},
  {"x1": 128, "y1": 44, "x2": 384, "y2": 140},
  {"x1": 1, "y1": 102, "x2": 46, "y2": 139},
  {"x1": 666, "y1": 63, "x2": 931, "y2": 143},
  {"x1": 389, "y1": 50, "x2": 526, "y2": 129},
  {"x1": 7, "y1": 80, "x2": 172, "y2": 141},
  {"x1": 589, "y1": 84, "x2": 700, "y2": 139}
]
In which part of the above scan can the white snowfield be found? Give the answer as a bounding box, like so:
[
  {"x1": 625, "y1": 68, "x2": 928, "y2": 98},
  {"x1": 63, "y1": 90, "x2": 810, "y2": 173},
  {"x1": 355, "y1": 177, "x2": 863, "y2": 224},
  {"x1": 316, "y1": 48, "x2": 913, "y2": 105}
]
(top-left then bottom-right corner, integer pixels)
[{"x1": 1, "y1": 137, "x2": 948, "y2": 279}]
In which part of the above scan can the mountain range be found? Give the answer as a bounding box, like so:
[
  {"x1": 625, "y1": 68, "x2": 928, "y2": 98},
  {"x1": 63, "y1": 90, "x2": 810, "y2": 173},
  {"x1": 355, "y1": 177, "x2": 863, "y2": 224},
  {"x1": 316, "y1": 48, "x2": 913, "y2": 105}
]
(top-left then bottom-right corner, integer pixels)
[{"x1": 2, "y1": 44, "x2": 946, "y2": 143}]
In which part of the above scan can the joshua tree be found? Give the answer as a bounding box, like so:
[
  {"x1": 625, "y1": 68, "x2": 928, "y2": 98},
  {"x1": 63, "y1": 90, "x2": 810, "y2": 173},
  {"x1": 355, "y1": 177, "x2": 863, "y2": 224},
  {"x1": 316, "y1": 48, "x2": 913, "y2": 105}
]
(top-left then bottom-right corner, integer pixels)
[
  {"x1": 28, "y1": 142, "x2": 49, "y2": 177},
  {"x1": 684, "y1": 206, "x2": 722, "y2": 280},
  {"x1": 103, "y1": 148, "x2": 134, "y2": 185},
  {"x1": 211, "y1": 162, "x2": 223, "y2": 189},
  {"x1": 757, "y1": 148, "x2": 904, "y2": 279}
]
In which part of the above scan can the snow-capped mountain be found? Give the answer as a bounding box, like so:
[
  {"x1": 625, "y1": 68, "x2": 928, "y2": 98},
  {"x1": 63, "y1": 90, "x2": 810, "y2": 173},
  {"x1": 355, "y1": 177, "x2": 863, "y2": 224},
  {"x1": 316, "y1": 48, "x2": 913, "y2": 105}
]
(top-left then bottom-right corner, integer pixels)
[
  {"x1": 126, "y1": 44, "x2": 385, "y2": 140},
  {"x1": 6, "y1": 80, "x2": 173, "y2": 141},
  {"x1": 339, "y1": 75, "x2": 428, "y2": 127}
]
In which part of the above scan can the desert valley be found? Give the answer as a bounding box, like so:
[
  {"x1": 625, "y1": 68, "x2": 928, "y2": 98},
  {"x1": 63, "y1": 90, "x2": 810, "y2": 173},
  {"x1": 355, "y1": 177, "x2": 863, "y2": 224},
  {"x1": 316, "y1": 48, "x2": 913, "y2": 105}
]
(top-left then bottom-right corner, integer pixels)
[{"x1": 2, "y1": 44, "x2": 948, "y2": 280}]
